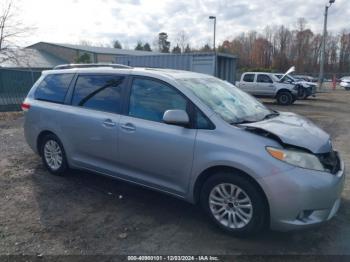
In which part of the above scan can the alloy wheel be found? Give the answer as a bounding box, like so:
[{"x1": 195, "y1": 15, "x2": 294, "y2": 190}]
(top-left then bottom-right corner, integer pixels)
[
  {"x1": 209, "y1": 183, "x2": 253, "y2": 229},
  {"x1": 44, "y1": 140, "x2": 63, "y2": 171}
]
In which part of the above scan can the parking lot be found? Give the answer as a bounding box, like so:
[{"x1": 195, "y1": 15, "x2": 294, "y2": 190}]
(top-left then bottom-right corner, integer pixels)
[{"x1": 0, "y1": 90, "x2": 349, "y2": 256}]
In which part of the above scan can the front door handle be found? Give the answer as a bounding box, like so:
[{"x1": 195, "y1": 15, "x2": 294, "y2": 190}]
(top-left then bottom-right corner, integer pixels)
[
  {"x1": 120, "y1": 123, "x2": 136, "y2": 132},
  {"x1": 103, "y1": 119, "x2": 116, "y2": 127}
]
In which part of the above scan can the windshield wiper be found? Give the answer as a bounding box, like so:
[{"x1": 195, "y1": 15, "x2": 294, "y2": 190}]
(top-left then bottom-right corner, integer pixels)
[
  {"x1": 230, "y1": 119, "x2": 255, "y2": 125},
  {"x1": 230, "y1": 111, "x2": 279, "y2": 125},
  {"x1": 262, "y1": 111, "x2": 280, "y2": 120}
]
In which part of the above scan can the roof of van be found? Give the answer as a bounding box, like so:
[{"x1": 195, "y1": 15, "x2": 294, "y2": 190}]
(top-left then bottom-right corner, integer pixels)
[{"x1": 43, "y1": 66, "x2": 212, "y2": 80}]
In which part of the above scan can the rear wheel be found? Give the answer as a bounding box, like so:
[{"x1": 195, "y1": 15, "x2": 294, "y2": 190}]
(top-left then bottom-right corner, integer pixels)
[
  {"x1": 40, "y1": 134, "x2": 68, "y2": 175},
  {"x1": 276, "y1": 91, "x2": 293, "y2": 105},
  {"x1": 200, "y1": 172, "x2": 267, "y2": 236}
]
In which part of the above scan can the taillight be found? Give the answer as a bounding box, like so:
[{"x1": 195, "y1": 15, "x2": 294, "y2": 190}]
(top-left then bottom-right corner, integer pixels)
[{"x1": 21, "y1": 102, "x2": 30, "y2": 111}]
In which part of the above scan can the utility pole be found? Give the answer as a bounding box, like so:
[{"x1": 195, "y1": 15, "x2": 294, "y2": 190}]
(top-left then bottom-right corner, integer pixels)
[
  {"x1": 209, "y1": 16, "x2": 216, "y2": 51},
  {"x1": 209, "y1": 16, "x2": 217, "y2": 76},
  {"x1": 319, "y1": 0, "x2": 335, "y2": 90}
]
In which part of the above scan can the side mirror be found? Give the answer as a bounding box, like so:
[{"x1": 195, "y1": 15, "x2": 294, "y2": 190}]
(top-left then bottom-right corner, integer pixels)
[{"x1": 163, "y1": 109, "x2": 189, "y2": 127}]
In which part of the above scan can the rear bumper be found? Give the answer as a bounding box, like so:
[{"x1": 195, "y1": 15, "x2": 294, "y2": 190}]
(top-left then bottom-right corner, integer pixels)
[
  {"x1": 260, "y1": 157, "x2": 345, "y2": 231},
  {"x1": 23, "y1": 111, "x2": 39, "y2": 154}
]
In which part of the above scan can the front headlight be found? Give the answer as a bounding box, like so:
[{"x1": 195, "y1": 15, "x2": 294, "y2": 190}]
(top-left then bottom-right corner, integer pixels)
[{"x1": 266, "y1": 147, "x2": 325, "y2": 172}]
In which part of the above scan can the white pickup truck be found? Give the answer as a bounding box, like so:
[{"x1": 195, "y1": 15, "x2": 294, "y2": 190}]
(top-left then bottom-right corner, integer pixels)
[{"x1": 236, "y1": 69, "x2": 299, "y2": 105}]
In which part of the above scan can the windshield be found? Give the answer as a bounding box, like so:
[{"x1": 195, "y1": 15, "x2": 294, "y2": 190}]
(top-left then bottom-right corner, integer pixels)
[{"x1": 178, "y1": 77, "x2": 273, "y2": 124}]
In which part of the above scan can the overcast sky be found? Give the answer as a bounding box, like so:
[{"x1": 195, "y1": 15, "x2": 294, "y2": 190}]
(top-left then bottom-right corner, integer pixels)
[{"x1": 11, "y1": 0, "x2": 350, "y2": 49}]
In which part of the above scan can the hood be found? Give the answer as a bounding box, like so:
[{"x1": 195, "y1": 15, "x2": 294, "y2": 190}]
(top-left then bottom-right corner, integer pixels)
[{"x1": 241, "y1": 112, "x2": 332, "y2": 154}]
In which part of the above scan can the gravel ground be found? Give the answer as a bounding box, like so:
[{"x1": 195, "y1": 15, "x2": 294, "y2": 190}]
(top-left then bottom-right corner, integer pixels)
[{"x1": 0, "y1": 90, "x2": 349, "y2": 257}]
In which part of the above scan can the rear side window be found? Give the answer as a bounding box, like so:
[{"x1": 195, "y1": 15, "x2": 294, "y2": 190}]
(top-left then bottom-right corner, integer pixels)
[
  {"x1": 243, "y1": 74, "x2": 255, "y2": 82},
  {"x1": 34, "y1": 74, "x2": 74, "y2": 103},
  {"x1": 72, "y1": 75, "x2": 124, "y2": 114}
]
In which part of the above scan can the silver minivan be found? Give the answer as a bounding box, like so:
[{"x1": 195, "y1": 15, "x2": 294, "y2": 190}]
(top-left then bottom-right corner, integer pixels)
[{"x1": 23, "y1": 65, "x2": 345, "y2": 236}]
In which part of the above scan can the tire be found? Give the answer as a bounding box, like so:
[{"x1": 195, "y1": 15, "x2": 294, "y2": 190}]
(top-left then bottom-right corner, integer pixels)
[
  {"x1": 276, "y1": 91, "x2": 293, "y2": 105},
  {"x1": 40, "y1": 133, "x2": 68, "y2": 175},
  {"x1": 200, "y1": 172, "x2": 267, "y2": 236}
]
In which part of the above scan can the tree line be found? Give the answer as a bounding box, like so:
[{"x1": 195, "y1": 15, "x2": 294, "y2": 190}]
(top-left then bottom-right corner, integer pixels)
[
  {"x1": 112, "y1": 18, "x2": 350, "y2": 75},
  {"x1": 218, "y1": 18, "x2": 350, "y2": 75},
  {"x1": 112, "y1": 31, "x2": 193, "y2": 54}
]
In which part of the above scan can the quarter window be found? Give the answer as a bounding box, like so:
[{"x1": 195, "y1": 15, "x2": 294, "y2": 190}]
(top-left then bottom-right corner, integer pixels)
[
  {"x1": 128, "y1": 78, "x2": 187, "y2": 123},
  {"x1": 34, "y1": 74, "x2": 74, "y2": 103},
  {"x1": 195, "y1": 109, "x2": 213, "y2": 129},
  {"x1": 72, "y1": 75, "x2": 124, "y2": 114}
]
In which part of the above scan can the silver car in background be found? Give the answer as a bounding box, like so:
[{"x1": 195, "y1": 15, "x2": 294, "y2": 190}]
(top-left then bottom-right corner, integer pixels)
[
  {"x1": 340, "y1": 77, "x2": 350, "y2": 90},
  {"x1": 23, "y1": 65, "x2": 345, "y2": 236}
]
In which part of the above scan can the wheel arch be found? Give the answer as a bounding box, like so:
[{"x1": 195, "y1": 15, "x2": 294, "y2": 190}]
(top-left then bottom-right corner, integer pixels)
[
  {"x1": 275, "y1": 88, "x2": 292, "y2": 97},
  {"x1": 193, "y1": 165, "x2": 270, "y2": 222},
  {"x1": 36, "y1": 130, "x2": 57, "y2": 156}
]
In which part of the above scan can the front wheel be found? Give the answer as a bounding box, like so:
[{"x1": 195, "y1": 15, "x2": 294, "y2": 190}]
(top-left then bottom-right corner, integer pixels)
[
  {"x1": 200, "y1": 173, "x2": 267, "y2": 236},
  {"x1": 276, "y1": 91, "x2": 293, "y2": 105}
]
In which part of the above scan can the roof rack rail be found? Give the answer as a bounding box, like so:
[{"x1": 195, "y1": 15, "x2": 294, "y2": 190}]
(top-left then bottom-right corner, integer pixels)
[{"x1": 53, "y1": 63, "x2": 132, "y2": 70}]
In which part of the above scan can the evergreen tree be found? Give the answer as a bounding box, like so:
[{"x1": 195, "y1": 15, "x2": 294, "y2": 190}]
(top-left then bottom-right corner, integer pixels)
[
  {"x1": 172, "y1": 44, "x2": 181, "y2": 53},
  {"x1": 113, "y1": 40, "x2": 122, "y2": 49},
  {"x1": 143, "y1": 42, "x2": 152, "y2": 51},
  {"x1": 135, "y1": 41, "x2": 144, "y2": 51},
  {"x1": 158, "y1": 32, "x2": 170, "y2": 53}
]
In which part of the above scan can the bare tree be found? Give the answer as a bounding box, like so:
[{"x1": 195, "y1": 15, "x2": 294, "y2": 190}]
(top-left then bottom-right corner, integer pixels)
[
  {"x1": 79, "y1": 40, "x2": 94, "y2": 46},
  {"x1": 309, "y1": 33, "x2": 322, "y2": 69},
  {"x1": 0, "y1": 0, "x2": 32, "y2": 64},
  {"x1": 176, "y1": 30, "x2": 189, "y2": 53},
  {"x1": 216, "y1": 16, "x2": 350, "y2": 74},
  {"x1": 152, "y1": 36, "x2": 159, "y2": 52},
  {"x1": 295, "y1": 17, "x2": 307, "y2": 32},
  {"x1": 339, "y1": 30, "x2": 350, "y2": 73},
  {"x1": 271, "y1": 26, "x2": 291, "y2": 71}
]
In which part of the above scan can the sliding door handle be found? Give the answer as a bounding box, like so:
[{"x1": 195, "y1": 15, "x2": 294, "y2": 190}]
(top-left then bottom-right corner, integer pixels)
[{"x1": 120, "y1": 123, "x2": 136, "y2": 132}]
